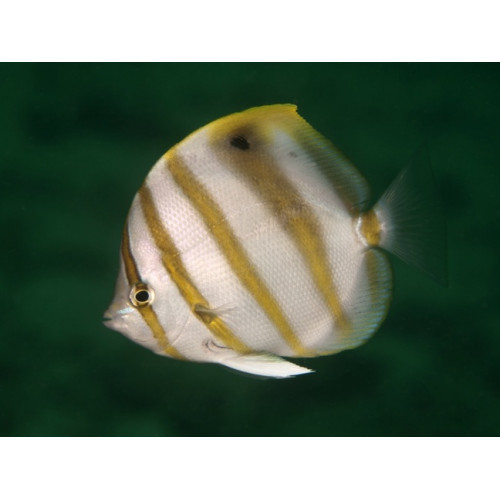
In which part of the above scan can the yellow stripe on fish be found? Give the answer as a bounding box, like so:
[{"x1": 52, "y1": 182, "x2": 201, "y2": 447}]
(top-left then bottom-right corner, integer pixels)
[
  {"x1": 163, "y1": 150, "x2": 311, "y2": 357},
  {"x1": 206, "y1": 112, "x2": 351, "y2": 341},
  {"x1": 138, "y1": 183, "x2": 252, "y2": 354},
  {"x1": 120, "y1": 222, "x2": 184, "y2": 359}
]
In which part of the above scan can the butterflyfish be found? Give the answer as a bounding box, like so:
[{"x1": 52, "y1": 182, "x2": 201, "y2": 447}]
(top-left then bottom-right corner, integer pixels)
[{"x1": 104, "y1": 104, "x2": 446, "y2": 378}]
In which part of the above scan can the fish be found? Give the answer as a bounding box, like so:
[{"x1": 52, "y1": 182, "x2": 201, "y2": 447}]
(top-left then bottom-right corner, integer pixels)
[{"x1": 103, "y1": 104, "x2": 446, "y2": 378}]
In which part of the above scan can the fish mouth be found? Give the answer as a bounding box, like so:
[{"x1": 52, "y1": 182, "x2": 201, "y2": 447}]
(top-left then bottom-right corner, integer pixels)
[
  {"x1": 102, "y1": 313, "x2": 115, "y2": 328},
  {"x1": 102, "y1": 304, "x2": 134, "y2": 327},
  {"x1": 102, "y1": 305, "x2": 115, "y2": 325},
  {"x1": 102, "y1": 305, "x2": 113, "y2": 321}
]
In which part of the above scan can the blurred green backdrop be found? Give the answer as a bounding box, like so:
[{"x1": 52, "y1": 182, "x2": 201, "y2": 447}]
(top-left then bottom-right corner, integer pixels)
[{"x1": 1, "y1": 63, "x2": 498, "y2": 436}]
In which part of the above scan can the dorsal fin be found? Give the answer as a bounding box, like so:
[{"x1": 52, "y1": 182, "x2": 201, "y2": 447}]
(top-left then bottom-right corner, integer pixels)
[{"x1": 203, "y1": 104, "x2": 372, "y2": 213}]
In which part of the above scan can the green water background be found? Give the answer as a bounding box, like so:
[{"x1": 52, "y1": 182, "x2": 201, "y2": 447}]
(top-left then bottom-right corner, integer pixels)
[{"x1": 1, "y1": 63, "x2": 498, "y2": 436}]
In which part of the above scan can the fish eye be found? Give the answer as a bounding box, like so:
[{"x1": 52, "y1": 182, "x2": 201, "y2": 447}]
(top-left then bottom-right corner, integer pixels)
[{"x1": 130, "y1": 283, "x2": 154, "y2": 308}]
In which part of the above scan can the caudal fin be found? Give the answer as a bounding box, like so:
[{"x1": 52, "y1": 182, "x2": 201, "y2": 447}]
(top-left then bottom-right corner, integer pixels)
[{"x1": 371, "y1": 146, "x2": 448, "y2": 286}]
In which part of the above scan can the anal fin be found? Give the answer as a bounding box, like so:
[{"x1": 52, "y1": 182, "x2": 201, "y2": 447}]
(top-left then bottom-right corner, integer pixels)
[{"x1": 220, "y1": 353, "x2": 313, "y2": 378}]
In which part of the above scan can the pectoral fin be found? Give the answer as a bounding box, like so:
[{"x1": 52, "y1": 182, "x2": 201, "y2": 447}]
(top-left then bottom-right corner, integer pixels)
[{"x1": 219, "y1": 352, "x2": 313, "y2": 378}]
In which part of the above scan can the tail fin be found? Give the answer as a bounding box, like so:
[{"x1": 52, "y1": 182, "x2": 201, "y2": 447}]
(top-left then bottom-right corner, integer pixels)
[{"x1": 371, "y1": 146, "x2": 448, "y2": 286}]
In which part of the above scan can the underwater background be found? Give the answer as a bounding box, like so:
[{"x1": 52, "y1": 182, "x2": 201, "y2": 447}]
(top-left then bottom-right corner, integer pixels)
[{"x1": 1, "y1": 63, "x2": 498, "y2": 436}]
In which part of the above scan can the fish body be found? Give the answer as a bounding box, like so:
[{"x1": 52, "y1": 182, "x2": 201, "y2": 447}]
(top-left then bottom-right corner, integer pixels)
[{"x1": 104, "y1": 104, "x2": 445, "y2": 378}]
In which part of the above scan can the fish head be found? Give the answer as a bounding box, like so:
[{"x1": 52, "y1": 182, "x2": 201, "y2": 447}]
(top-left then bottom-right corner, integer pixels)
[
  {"x1": 102, "y1": 260, "x2": 157, "y2": 352},
  {"x1": 103, "y1": 234, "x2": 185, "y2": 357}
]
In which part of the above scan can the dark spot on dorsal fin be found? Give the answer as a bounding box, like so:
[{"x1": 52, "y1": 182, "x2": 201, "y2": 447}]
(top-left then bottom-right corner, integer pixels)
[{"x1": 230, "y1": 135, "x2": 250, "y2": 150}]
